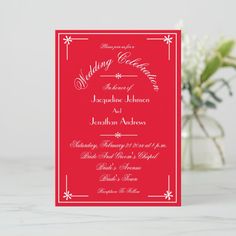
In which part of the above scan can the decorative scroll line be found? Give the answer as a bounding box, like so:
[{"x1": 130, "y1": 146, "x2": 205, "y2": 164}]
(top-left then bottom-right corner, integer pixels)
[
  {"x1": 100, "y1": 73, "x2": 138, "y2": 80},
  {"x1": 100, "y1": 132, "x2": 138, "y2": 139}
]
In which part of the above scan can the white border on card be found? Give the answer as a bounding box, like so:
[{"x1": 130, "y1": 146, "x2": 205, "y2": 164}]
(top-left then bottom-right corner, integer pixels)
[{"x1": 57, "y1": 32, "x2": 178, "y2": 204}]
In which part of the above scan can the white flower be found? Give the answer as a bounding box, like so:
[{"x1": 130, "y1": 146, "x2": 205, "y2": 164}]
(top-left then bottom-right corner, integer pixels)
[
  {"x1": 164, "y1": 35, "x2": 173, "y2": 44},
  {"x1": 115, "y1": 73, "x2": 122, "y2": 79},
  {"x1": 63, "y1": 36, "x2": 72, "y2": 45},
  {"x1": 181, "y1": 33, "x2": 208, "y2": 85},
  {"x1": 114, "y1": 132, "x2": 121, "y2": 138},
  {"x1": 164, "y1": 190, "x2": 173, "y2": 200},
  {"x1": 63, "y1": 190, "x2": 72, "y2": 200}
]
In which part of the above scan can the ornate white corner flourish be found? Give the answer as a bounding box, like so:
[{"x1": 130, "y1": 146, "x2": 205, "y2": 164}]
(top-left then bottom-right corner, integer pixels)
[
  {"x1": 63, "y1": 174, "x2": 89, "y2": 201},
  {"x1": 63, "y1": 190, "x2": 72, "y2": 200},
  {"x1": 163, "y1": 35, "x2": 173, "y2": 44},
  {"x1": 164, "y1": 190, "x2": 173, "y2": 200},
  {"x1": 62, "y1": 35, "x2": 89, "y2": 61},
  {"x1": 146, "y1": 34, "x2": 173, "y2": 61},
  {"x1": 147, "y1": 175, "x2": 173, "y2": 201}
]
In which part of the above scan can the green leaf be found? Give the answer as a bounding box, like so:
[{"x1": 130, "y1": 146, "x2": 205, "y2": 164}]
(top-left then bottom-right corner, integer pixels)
[
  {"x1": 201, "y1": 53, "x2": 222, "y2": 83},
  {"x1": 203, "y1": 78, "x2": 233, "y2": 96},
  {"x1": 203, "y1": 79, "x2": 214, "y2": 89},
  {"x1": 205, "y1": 100, "x2": 217, "y2": 109},
  {"x1": 222, "y1": 57, "x2": 236, "y2": 69},
  {"x1": 217, "y1": 40, "x2": 235, "y2": 57},
  {"x1": 205, "y1": 90, "x2": 222, "y2": 102}
]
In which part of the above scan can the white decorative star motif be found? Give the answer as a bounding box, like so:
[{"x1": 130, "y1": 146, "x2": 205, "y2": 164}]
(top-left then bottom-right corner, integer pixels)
[
  {"x1": 63, "y1": 190, "x2": 72, "y2": 200},
  {"x1": 114, "y1": 132, "x2": 122, "y2": 138},
  {"x1": 115, "y1": 73, "x2": 122, "y2": 79},
  {"x1": 163, "y1": 35, "x2": 173, "y2": 44},
  {"x1": 63, "y1": 36, "x2": 72, "y2": 45},
  {"x1": 164, "y1": 190, "x2": 173, "y2": 200}
]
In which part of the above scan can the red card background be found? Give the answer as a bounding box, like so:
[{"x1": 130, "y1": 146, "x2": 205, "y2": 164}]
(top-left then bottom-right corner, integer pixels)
[{"x1": 56, "y1": 30, "x2": 181, "y2": 206}]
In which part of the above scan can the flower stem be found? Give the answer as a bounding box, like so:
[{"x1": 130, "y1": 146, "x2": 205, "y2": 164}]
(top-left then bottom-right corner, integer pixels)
[
  {"x1": 189, "y1": 116, "x2": 194, "y2": 169},
  {"x1": 182, "y1": 115, "x2": 191, "y2": 129},
  {"x1": 193, "y1": 111, "x2": 225, "y2": 165}
]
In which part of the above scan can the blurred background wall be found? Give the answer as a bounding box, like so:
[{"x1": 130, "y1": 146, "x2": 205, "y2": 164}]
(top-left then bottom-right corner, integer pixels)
[{"x1": 0, "y1": 0, "x2": 235, "y2": 162}]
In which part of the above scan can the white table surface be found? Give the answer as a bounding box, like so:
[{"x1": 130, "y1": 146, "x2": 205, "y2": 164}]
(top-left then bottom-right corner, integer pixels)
[{"x1": 1, "y1": 157, "x2": 236, "y2": 236}]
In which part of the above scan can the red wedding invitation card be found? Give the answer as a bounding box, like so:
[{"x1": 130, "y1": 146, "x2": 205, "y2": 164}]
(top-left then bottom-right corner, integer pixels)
[{"x1": 55, "y1": 30, "x2": 181, "y2": 206}]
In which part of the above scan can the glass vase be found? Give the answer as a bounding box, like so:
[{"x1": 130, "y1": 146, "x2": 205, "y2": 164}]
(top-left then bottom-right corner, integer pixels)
[{"x1": 181, "y1": 110, "x2": 225, "y2": 170}]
